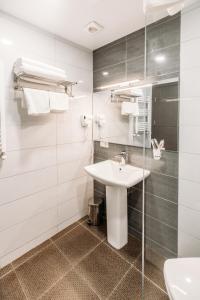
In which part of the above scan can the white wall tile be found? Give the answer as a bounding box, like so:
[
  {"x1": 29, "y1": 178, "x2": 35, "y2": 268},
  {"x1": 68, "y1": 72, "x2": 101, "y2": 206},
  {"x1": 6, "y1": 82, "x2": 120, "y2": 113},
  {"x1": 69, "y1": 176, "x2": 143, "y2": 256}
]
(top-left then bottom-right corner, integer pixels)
[
  {"x1": 57, "y1": 212, "x2": 85, "y2": 233},
  {"x1": 58, "y1": 196, "x2": 88, "y2": 225},
  {"x1": 0, "y1": 208, "x2": 57, "y2": 257},
  {"x1": 179, "y1": 153, "x2": 200, "y2": 183},
  {"x1": 179, "y1": 205, "x2": 200, "y2": 239},
  {"x1": 0, "y1": 227, "x2": 57, "y2": 268},
  {"x1": 57, "y1": 141, "x2": 92, "y2": 164},
  {"x1": 0, "y1": 187, "x2": 58, "y2": 231},
  {"x1": 179, "y1": 126, "x2": 200, "y2": 154},
  {"x1": 0, "y1": 147, "x2": 57, "y2": 178},
  {"x1": 180, "y1": 98, "x2": 200, "y2": 126},
  {"x1": 181, "y1": 38, "x2": 200, "y2": 70},
  {"x1": 181, "y1": 6, "x2": 200, "y2": 42},
  {"x1": 55, "y1": 39, "x2": 92, "y2": 71},
  {"x1": 0, "y1": 13, "x2": 93, "y2": 264},
  {"x1": 178, "y1": 230, "x2": 200, "y2": 257},
  {"x1": 179, "y1": 5, "x2": 200, "y2": 257},
  {"x1": 6, "y1": 121, "x2": 57, "y2": 151},
  {"x1": 57, "y1": 176, "x2": 93, "y2": 204},
  {"x1": 58, "y1": 156, "x2": 92, "y2": 184},
  {"x1": 0, "y1": 166, "x2": 57, "y2": 206},
  {"x1": 180, "y1": 67, "x2": 200, "y2": 99},
  {"x1": 57, "y1": 114, "x2": 92, "y2": 144},
  {"x1": 179, "y1": 179, "x2": 200, "y2": 212}
]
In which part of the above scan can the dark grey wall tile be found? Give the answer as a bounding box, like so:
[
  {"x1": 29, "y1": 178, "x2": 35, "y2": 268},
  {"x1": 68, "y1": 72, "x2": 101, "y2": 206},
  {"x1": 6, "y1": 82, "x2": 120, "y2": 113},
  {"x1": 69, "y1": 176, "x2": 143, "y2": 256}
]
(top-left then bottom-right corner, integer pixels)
[
  {"x1": 94, "y1": 36, "x2": 126, "y2": 53},
  {"x1": 128, "y1": 207, "x2": 142, "y2": 233},
  {"x1": 145, "y1": 216, "x2": 177, "y2": 254},
  {"x1": 152, "y1": 125, "x2": 178, "y2": 151},
  {"x1": 128, "y1": 189, "x2": 177, "y2": 229},
  {"x1": 152, "y1": 86, "x2": 179, "y2": 127},
  {"x1": 147, "y1": 44, "x2": 180, "y2": 80},
  {"x1": 145, "y1": 194, "x2": 178, "y2": 229},
  {"x1": 145, "y1": 238, "x2": 177, "y2": 260},
  {"x1": 145, "y1": 173, "x2": 178, "y2": 204},
  {"x1": 93, "y1": 41, "x2": 126, "y2": 71},
  {"x1": 126, "y1": 145, "x2": 178, "y2": 177},
  {"x1": 145, "y1": 149, "x2": 178, "y2": 178},
  {"x1": 147, "y1": 15, "x2": 180, "y2": 53},
  {"x1": 93, "y1": 63, "x2": 126, "y2": 90},
  {"x1": 127, "y1": 29, "x2": 145, "y2": 60},
  {"x1": 127, "y1": 56, "x2": 144, "y2": 81}
]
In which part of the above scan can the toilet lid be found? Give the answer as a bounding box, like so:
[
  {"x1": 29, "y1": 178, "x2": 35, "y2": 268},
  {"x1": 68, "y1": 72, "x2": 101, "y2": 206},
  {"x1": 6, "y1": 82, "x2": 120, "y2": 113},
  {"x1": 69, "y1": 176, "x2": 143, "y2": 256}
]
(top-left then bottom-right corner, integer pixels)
[{"x1": 164, "y1": 258, "x2": 200, "y2": 300}]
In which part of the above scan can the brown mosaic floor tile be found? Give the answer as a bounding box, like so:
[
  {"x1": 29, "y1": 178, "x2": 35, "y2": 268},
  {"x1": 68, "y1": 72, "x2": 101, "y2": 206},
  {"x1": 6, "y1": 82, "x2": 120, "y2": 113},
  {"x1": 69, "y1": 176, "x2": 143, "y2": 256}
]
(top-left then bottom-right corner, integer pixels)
[
  {"x1": 75, "y1": 243, "x2": 130, "y2": 299},
  {"x1": 0, "y1": 264, "x2": 13, "y2": 279},
  {"x1": 81, "y1": 220, "x2": 107, "y2": 240},
  {"x1": 106, "y1": 234, "x2": 142, "y2": 264},
  {"x1": 78, "y1": 215, "x2": 88, "y2": 224},
  {"x1": 40, "y1": 270, "x2": 100, "y2": 300},
  {"x1": 55, "y1": 225, "x2": 100, "y2": 265},
  {"x1": 135, "y1": 254, "x2": 166, "y2": 292},
  {"x1": 15, "y1": 244, "x2": 71, "y2": 299},
  {"x1": 109, "y1": 267, "x2": 169, "y2": 300},
  {"x1": 12, "y1": 239, "x2": 52, "y2": 268},
  {"x1": 51, "y1": 222, "x2": 79, "y2": 241},
  {"x1": 0, "y1": 271, "x2": 26, "y2": 299}
]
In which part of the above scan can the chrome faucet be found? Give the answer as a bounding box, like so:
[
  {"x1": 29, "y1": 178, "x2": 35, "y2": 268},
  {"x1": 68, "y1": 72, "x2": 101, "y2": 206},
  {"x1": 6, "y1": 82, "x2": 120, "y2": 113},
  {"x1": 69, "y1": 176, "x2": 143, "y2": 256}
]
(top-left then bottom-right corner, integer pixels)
[{"x1": 114, "y1": 151, "x2": 128, "y2": 165}]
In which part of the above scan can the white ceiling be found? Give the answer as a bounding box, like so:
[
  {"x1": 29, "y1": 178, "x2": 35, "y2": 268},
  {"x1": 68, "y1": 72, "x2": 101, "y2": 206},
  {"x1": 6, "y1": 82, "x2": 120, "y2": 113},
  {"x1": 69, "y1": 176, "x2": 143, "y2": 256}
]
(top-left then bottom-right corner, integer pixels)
[{"x1": 0, "y1": 0, "x2": 145, "y2": 50}]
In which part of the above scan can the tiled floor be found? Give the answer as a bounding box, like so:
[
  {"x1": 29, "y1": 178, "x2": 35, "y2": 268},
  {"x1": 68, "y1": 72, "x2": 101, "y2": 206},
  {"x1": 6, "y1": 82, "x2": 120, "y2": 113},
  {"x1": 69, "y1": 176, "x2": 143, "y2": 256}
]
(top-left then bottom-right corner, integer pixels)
[{"x1": 0, "y1": 218, "x2": 169, "y2": 299}]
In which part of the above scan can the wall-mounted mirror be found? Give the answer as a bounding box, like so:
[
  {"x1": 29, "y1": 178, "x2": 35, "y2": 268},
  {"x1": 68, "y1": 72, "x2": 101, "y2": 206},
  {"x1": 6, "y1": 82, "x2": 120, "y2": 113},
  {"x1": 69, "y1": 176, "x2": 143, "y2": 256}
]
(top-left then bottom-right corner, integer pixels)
[{"x1": 93, "y1": 77, "x2": 179, "y2": 151}]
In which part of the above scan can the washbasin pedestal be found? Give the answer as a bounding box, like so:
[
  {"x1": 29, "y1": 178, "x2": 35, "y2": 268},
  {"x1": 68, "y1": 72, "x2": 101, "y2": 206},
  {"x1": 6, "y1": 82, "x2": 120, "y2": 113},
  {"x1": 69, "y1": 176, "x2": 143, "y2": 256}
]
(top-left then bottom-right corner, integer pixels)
[
  {"x1": 106, "y1": 186, "x2": 127, "y2": 249},
  {"x1": 84, "y1": 160, "x2": 150, "y2": 250}
]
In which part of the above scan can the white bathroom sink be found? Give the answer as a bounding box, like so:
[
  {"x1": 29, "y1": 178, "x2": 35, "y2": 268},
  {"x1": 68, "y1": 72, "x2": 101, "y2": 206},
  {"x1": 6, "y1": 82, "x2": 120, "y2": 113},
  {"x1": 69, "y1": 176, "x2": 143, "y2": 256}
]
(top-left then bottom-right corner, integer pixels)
[
  {"x1": 84, "y1": 160, "x2": 150, "y2": 188},
  {"x1": 84, "y1": 160, "x2": 150, "y2": 250}
]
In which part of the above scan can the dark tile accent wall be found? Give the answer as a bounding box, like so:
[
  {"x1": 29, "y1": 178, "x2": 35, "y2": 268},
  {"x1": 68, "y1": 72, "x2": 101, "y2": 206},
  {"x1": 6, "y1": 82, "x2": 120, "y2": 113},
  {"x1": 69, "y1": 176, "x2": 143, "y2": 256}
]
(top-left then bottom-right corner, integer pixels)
[
  {"x1": 152, "y1": 81, "x2": 179, "y2": 151},
  {"x1": 93, "y1": 14, "x2": 180, "y2": 260},
  {"x1": 94, "y1": 141, "x2": 178, "y2": 258},
  {"x1": 93, "y1": 13, "x2": 180, "y2": 91}
]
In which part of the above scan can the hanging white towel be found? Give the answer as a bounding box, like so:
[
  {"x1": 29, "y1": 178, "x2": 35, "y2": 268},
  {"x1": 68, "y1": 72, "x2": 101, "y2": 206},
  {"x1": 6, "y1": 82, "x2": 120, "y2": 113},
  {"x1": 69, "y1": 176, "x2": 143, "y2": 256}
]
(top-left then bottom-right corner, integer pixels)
[
  {"x1": 121, "y1": 102, "x2": 139, "y2": 116},
  {"x1": 49, "y1": 92, "x2": 69, "y2": 112},
  {"x1": 23, "y1": 88, "x2": 50, "y2": 115},
  {"x1": 14, "y1": 57, "x2": 67, "y2": 82}
]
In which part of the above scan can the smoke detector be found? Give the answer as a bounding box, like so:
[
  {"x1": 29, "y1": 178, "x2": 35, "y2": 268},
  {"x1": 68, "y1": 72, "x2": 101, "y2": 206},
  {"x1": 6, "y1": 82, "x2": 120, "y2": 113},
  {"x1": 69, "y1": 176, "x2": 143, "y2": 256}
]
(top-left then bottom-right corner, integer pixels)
[{"x1": 85, "y1": 21, "x2": 104, "y2": 34}]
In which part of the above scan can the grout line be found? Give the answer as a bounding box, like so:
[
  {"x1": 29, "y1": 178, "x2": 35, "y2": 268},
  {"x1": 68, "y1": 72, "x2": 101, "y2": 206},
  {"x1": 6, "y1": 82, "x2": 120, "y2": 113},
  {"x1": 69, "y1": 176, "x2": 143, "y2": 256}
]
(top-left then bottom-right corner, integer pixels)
[
  {"x1": 72, "y1": 268, "x2": 102, "y2": 299},
  {"x1": 0, "y1": 268, "x2": 13, "y2": 280},
  {"x1": 11, "y1": 263, "x2": 29, "y2": 300},
  {"x1": 79, "y1": 222, "x2": 106, "y2": 242},
  {"x1": 0, "y1": 173, "x2": 90, "y2": 208},
  {"x1": 50, "y1": 222, "x2": 81, "y2": 243},
  {"x1": 107, "y1": 265, "x2": 133, "y2": 299},
  {"x1": 128, "y1": 205, "x2": 178, "y2": 231},
  {"x1": 133, "y1": 264, "x2": 168, "y2": 295},
  {"x1": 37, "y1": 266, "x2": 73, "y2": 300},
  {"x1": 102, "y1": 241, "x2": 133, "y2": 267},
  {"x1": 12, "y1": 240, "x2": 54, "y2": 270}
]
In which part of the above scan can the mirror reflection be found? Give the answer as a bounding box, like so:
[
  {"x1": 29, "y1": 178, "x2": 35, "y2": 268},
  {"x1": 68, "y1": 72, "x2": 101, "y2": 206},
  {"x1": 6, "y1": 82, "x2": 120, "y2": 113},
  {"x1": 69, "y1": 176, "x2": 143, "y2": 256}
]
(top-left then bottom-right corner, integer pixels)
[{"x1": 93, "y1": 77, "x2": 179, "y2": 151}]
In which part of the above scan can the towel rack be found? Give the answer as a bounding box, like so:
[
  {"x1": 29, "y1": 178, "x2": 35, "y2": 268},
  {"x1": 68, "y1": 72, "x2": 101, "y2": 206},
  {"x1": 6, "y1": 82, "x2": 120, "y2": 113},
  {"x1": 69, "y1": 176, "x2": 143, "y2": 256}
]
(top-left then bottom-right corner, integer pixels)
[{"x1": 14, "y1": 73, "x2": 78, "y2": 97}]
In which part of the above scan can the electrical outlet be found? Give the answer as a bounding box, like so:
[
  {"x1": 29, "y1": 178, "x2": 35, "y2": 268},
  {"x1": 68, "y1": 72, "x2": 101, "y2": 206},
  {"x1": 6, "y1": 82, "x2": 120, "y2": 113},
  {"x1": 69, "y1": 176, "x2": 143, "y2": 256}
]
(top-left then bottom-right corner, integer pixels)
[{"x1": 100, "y1": 140, "x2": 109, "y2": 148}]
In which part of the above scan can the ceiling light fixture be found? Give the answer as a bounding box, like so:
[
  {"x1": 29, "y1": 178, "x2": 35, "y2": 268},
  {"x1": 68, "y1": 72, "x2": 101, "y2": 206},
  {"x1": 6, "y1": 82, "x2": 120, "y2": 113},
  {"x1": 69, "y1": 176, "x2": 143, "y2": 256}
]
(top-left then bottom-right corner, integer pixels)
[{"x1": 98, "y1": 79, "x2": 140, "y2": 90}]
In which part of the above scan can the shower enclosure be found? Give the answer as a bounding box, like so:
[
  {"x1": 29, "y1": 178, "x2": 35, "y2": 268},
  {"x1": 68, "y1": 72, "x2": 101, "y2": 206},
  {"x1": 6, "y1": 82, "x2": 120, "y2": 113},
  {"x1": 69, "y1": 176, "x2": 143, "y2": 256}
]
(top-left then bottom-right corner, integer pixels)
[{"x1": 92, "y1": 0, "x2": 200, "y2": 298}]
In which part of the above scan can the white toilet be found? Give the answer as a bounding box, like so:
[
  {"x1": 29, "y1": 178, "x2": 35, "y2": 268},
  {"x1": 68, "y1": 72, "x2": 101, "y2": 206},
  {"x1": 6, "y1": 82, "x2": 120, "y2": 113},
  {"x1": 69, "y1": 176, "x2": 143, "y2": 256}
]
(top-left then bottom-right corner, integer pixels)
[{"x1": 164, "y1": 258, "x2": 200, "y2": 300}]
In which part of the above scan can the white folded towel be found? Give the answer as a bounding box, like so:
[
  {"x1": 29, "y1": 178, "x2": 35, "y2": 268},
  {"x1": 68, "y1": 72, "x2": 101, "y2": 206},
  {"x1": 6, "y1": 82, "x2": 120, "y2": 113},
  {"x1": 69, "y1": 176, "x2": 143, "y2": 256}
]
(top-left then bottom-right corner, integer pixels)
[
  {"x1": 49, "y1": 92, "x2": 69, "y2": 112},
  {"x1": 14, "y1": 57, "x2": 67, "y2": 82},
  {"x1": 23, "y1": 88, "x2": 50, "y2": 115},
  {"x1": 121, "y1": 102, "x2": 139, "y2": 116}
]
